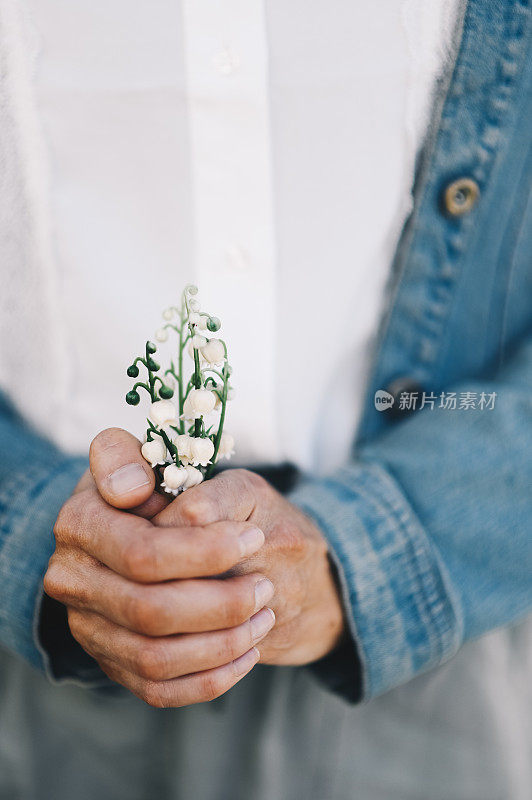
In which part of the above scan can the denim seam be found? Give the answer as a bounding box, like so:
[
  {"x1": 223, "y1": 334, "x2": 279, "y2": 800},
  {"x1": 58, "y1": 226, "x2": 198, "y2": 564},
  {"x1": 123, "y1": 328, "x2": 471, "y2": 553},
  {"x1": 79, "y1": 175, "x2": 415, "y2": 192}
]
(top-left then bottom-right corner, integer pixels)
[
  {"x1": 339, "y1": 469, "x2": 449, "y2": 665},
  {"x1": 330, "y1": 464, "x2": 462, "y2": 688},
  {"x1": 359, "y1": 465, "x2": 460, "y2": 664}
]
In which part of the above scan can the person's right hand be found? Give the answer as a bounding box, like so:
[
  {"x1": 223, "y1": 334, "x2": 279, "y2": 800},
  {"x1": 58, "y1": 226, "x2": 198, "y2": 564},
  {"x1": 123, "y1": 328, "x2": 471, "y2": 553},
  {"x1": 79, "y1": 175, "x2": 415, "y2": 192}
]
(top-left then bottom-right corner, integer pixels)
[{"x1": 43, "y1": 428, "x2": 275, "y2": 707}]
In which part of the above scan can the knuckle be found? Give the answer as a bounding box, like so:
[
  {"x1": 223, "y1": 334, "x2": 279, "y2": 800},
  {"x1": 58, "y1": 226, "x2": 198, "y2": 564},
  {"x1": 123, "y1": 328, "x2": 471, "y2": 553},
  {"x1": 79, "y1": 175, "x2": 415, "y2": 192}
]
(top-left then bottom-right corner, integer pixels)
[
  {"x1": 220, "y1": 584, "x2": 251, "y2": 628},
  {"x1": 122, "y1": 535, "x2": 156, "y2": 582},
  {"x1": 53, "y1": 499, "x2": 81, "y2": 544},
  {"x1": 225, "y1": 625, "x2": 248, "y2": 661},
  {"x1": 43, "y1": 558, "x2": 67, "y2": 601},
  {"x1": 135, "y1": 642, "x2": 168, "y2": 681},
  {"x1": 239, "y1": 469, "x2": 267, "y2": 494},
  {"x1": 141, "y1": 680, "x2": 168, "y2": 708},
  {"x1": 179, "y1": 496, "x2": 215, "y2": 527},
  {"x1": 199, "y1": 672, "x2": 224, "y2": 703},
  {"x1": 66, "y1": 608, "x2": 84, "y2": 639},
  {"x1": 125, "y1": 590, "x2": 160, "y2": 635},
  {"x1": 205, "y1": 535, "x2": 236, "y2": 572}
]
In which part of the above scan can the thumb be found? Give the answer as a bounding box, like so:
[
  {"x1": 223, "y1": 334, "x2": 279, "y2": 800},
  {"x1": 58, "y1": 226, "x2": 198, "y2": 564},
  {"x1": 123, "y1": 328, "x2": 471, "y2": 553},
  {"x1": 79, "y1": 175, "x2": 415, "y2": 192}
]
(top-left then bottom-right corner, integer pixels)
[{"x1": 89, "y1": 427, "x2": 156, "y2": 509}]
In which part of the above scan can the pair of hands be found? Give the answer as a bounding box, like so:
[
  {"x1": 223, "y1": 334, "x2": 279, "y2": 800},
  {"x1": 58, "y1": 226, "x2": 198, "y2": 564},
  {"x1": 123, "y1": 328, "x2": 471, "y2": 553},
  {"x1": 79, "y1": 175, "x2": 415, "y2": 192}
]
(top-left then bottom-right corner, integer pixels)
[{"x1": 44, "y1": 428, "x2": 345, "y2": 707}]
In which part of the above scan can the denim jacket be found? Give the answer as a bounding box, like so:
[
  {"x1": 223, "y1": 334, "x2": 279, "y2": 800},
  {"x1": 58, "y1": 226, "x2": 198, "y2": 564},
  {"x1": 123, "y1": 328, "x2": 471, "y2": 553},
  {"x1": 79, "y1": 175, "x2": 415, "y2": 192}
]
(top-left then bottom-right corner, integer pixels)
[{"x1": 0, "y1": 0, "x2": 531, "y2": 711}]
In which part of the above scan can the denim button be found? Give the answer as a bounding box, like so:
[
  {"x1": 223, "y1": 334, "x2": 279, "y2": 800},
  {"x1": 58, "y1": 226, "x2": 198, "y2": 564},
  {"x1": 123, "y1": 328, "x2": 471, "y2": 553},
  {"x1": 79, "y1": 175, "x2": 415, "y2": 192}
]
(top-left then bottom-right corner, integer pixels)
[
  {"x1": 384, "y1": 377, "x2": 422, "y2": 419},
  {"x1": 443, "y1": 177, "x2": 480, "y2": 216}
]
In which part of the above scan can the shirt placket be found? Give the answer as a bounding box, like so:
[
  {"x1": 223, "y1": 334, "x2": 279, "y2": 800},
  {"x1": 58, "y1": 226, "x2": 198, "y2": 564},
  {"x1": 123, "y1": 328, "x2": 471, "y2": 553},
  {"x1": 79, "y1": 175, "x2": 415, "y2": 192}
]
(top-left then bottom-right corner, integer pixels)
[{"x1": 181, "y1": 0, "x2": 280, "y2": 464}]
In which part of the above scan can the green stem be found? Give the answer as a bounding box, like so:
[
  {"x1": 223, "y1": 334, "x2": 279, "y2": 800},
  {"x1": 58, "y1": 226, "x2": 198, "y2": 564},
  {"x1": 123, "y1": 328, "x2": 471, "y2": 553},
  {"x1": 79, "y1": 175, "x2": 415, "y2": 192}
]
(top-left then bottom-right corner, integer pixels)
[{"x1": 205, "y1": 357, "x2": 229, "y2": 478}]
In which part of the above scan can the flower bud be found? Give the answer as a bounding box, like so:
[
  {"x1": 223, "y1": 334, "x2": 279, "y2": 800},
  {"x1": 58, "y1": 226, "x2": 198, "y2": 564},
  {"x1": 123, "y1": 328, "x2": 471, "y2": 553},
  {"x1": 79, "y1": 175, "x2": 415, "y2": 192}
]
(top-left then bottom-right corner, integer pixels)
[
  {"x1": 146, "y1": 341, "x2": 157, "y2": 354},
  {"x1": 200, "y1": 338, "x2": 225, "y2": 366},
  {"x1": 189, "y1": 298, "x2": 200, "y2": 312},
  {"x1": 162, "y1": 308, "x2": 174, "y2": 321},
  {"x1": 155, "y1": 327, "x2": 169, "y2": 342},
  {"x1": 185, "y1": 284, "x2": 198, "y2": 296},
  {"x1": 141, "y1": 439, "x2": 167, "y2": 467},
  {"x1": 162, "y1": 464, "x2": 188, "y2": 495},
  {"x1": 183, "y1": 389, "x2": 216, "y2": 419},
  {"x1": 207, "y1": 316, "x2": 221, "y2": 332},
  {"x1": 183, "y1": 465, "x2": 204, "y2": 490},
  {"x1": 126, "y1": 390, "x2": 140, "y2": 405},
  {"x1": 149, "y1": 399, "x2": 177, "y2": 426},
  {"x1": 127, "y1": 364, "x2": 139, "y2": 378},
  {"x1": 158, "y1": 384, "x2": 174, "y2": 399},
  {"x1": 190, "y1": 437, "x2": 215, "y2": 467},
  {"x1": 217, "y1": 432, "x2": 235, "y2": 461},
  {"x1": 146, "y1": 357, "x2": 160, "y2": 372}
]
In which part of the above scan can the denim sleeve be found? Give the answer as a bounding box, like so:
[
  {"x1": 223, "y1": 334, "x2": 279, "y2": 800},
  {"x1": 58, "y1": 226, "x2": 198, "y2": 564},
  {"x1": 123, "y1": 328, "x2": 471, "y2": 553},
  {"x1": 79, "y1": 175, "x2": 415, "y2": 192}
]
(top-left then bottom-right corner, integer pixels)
[
  {"x1": 289, "y1": 335, "x2": 532, "y2": 703},
  {"x1": 0, "y1": 392, "x2": 106, "y2": 684}
]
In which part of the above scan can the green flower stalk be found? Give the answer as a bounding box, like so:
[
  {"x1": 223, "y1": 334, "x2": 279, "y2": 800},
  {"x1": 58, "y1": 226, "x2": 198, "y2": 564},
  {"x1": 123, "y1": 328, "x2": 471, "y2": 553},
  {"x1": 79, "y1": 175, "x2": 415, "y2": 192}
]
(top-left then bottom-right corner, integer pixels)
[{"x1": 124, "y1": 285, "x2": 234, "y2": 495}]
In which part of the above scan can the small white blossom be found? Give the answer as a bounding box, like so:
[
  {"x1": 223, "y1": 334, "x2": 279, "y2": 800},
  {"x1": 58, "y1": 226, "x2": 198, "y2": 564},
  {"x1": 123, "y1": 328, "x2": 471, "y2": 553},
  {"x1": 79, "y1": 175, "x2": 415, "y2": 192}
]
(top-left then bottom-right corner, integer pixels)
[
  {"x1": 200, "y1": 339, "x2": 225, "y2": 366},
  {"x1": 217, "y1": 432, "x2": 235, "y2": 461},
  {"x1": 161, "y1": 464, "x2": 188, "y2": 495},
  {"x1": 189, "y1": 298, "x2": 200, "y2": 311},
  {"x1": 190, "y1": 437, "x2": 215, "y2": 467},
  {"x1": 188, "y1": 312, "x2": 201, "y2": 325},
  {"x1": 198, "y1": 315, "x2": 209, "y2": 331},
  {"x1": 192, "y1": 334, "x2": 207, "y2": 349},
  {"x1": 162, "y1": 308, "x2": 174, "y2": 321},
  {"x1": 149, "y1": 399, "x2": 177, "y2": 427},
  {"x1": 155, "y1": 327, "x2": 169, "y2": 342},
  {"x1": 141, "y1": 439, "x2": 167, "y2": 467},
  {"x1": 183, "y1": 389, "x2": 216, "y2": 419},
  {"x1": 173, "y1": 433, "x2": 194, "y2": 463},
  {"x1": 183, "y1": 465, "x2": 204, "y2": 490}
]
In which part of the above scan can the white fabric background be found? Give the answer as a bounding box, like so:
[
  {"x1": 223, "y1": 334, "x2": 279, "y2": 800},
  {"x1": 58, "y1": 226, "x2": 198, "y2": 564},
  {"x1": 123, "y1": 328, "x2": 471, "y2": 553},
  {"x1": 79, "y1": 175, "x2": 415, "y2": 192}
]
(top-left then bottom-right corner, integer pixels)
[{"x1": 1, "y1": 0, "x2": 457, "y2": 471}]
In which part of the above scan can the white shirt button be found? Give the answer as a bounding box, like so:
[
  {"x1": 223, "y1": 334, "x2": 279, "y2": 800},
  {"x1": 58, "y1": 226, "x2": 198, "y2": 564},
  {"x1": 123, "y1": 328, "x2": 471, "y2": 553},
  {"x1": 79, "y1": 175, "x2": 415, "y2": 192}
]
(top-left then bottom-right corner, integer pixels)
[
  {"x1": 225, "y1": 244, "x2": 250, "y2": 271},
  {"x1": 212, "y1": 47, "x2": 241, "y2": 75}
]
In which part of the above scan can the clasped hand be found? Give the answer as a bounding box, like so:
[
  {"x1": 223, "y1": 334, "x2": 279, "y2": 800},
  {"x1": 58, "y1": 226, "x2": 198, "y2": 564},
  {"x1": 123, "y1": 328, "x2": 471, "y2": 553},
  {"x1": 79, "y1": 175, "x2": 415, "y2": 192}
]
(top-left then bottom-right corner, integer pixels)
[{"x1": 44, "y1": 429, "x2": 345, "y2": 707}]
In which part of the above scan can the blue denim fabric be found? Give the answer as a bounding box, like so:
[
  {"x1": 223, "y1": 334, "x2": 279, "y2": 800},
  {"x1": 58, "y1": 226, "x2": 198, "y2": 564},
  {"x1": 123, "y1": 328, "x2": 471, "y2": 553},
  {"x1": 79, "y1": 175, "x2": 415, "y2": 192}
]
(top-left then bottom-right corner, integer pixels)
[
  {"x1": 0, "y1": 0, "x2": 531, "y2": 707},
  {"x1": 290, "y1": 0, "x2": 532, "y2": 699},
  {"x1": 0, "y1": 394, "x2": 88, "y2": 675}
]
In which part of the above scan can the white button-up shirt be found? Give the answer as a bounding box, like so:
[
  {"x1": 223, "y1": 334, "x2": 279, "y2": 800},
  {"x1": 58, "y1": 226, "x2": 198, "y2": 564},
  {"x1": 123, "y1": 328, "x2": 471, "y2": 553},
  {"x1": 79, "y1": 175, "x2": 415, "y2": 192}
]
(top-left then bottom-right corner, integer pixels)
[{"x1": 2, "y1": 0, "x2": 456, "y2": 472}]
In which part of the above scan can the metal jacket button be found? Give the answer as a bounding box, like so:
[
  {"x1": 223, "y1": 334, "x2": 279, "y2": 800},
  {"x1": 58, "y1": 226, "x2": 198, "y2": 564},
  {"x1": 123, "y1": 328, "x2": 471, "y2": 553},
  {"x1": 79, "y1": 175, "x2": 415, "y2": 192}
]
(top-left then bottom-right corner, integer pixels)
[{"x1": 443, "y1": 177, "x2": 480, "y2": 216}]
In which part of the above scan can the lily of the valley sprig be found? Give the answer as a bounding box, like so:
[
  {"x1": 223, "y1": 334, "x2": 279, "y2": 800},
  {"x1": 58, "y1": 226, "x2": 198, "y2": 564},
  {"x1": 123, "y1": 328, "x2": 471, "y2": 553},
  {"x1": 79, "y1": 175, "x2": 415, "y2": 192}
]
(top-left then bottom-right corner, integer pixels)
[{"x1": 125, "y1": 284, "x2": 235, "y2": 495}]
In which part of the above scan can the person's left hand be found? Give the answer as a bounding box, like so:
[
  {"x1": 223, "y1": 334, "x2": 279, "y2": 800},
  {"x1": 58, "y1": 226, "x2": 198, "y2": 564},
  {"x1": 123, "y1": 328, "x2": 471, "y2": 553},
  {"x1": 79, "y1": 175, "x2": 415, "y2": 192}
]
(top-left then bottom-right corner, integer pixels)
[{"x1": 152, "y1": 467, "x2": 346, "y2": 665}]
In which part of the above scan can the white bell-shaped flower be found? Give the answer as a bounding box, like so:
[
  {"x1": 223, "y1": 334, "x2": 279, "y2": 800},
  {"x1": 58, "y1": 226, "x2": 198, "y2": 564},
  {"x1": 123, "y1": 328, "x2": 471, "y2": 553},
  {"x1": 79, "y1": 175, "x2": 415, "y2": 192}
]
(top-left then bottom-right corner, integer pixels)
[
  {"x1": 188, "y1": 312, "x2": 201, "y2": 325},
  {"x1": 149, "y1": 399, "x2": 177, "y2": 427},
  {"x1": 183, "y1": 389, "x2": 216, "y2": 419},
  {"x1": 190, "y1": 437, "x2": 215, "y2": 467},
  {"x1": 200, "y1": 339, "x2": 225, "y2": 366},
  {"x1": 141, "y1": 438, "x2": 167, "y2": 467},
  {"x1": 191, "y1": 334, "x2": 207, "y2": 349},
  {"x1": 155, "y1": 327, "x2": 169, "y2": 342},
  {"x1": 217, "y1": 432, "x2": 235, "y2": 461},
  {"x1": 162, "y1": 308, "x2": 174, "y2": 321},
  {"x1": 161, "y1": 464, "x2": 188, "y2": 495},
  {"x1": 183, "y1": 465, "x2": 204, "y2": 490},
  {"x1": 174, "y1": 433, "x2": 194, "y2": 463},
  {"x1": 197, "y1": 315, "x2": 209, "y2": 331}
]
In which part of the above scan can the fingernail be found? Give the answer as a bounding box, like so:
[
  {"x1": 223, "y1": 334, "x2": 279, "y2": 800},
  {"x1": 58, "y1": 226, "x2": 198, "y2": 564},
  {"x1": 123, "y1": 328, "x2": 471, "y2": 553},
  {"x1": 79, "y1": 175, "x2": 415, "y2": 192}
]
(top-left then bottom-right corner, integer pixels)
[
  {"x1": 250, "y1": 607, "x2": 276, "y2": 643},
  {"x1": 108, "y1": 463, "x2": 150, "y2": 496},
  {"x1": 232, "y1": 647, "x2": 260, "y2": 677},
  {"x1": 238, "y1": 527, "x2": 265, "y2": 558},
  {"x1": 254, "y1": 577, "x2": 274, "y2": 612}
]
